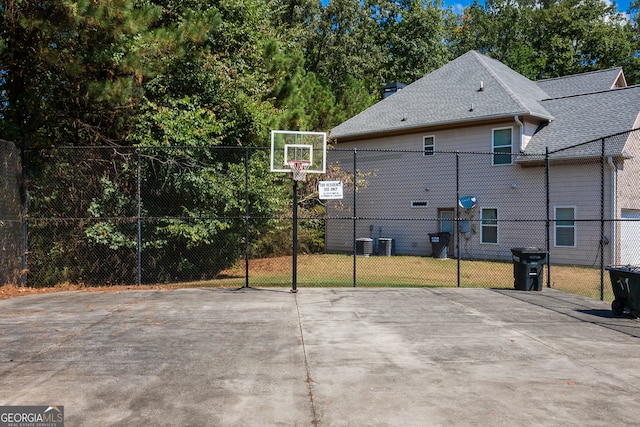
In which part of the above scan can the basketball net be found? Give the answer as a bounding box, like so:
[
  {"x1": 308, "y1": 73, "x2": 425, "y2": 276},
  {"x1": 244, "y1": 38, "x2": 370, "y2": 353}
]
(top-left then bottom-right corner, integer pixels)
[{"x1": 287, "y1": 160, "x2": 311, "y2": 182}]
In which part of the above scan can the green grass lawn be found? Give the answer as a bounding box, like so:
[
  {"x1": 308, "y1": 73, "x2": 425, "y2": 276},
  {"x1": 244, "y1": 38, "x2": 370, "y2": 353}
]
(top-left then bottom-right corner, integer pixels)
[{"x1": 213, "y1": 254, "x2": 615, "y2": 302}]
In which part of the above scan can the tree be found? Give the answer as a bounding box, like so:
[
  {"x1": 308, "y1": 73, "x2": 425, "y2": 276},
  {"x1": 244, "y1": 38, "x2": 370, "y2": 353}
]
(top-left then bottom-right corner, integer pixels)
[
  {"x1": 448, "y1": 0, "x2": 639, "y2": 82},
  {"x1": 83, "y1": 0, "x2": 293, "y2": 282},
  {"x1": 0, "y1": 0, "x2": 175, "y2": 147},
  {"x1": 532, "y1": 0, "x2": 636, "y2": 78},
  {"x1": 301, "y1": 1, "x2": 387, "y2": 101},
  {"x1": 386, "y1": 0, "x2": 453, "y2": 84},
  {"x1": 2, "y1": 0, "x2": 298, "y2": 284},
  {"x1": 615, "y1": 0, "x2": 640, "y2": 84}
]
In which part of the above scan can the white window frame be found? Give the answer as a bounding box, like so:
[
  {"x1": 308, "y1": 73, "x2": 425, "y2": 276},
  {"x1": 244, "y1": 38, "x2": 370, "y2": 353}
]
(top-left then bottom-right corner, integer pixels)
[
  {"x1": 480, "y1": 208, "x2": 498, "y2": 244},
  {"x1": 554, "y1": 206, "x2": 576, "y2": 248},
  {"x1": 492, "y1": 127, "x2": 513, "y2": 166},
  {"x1": 423, "y1": 135, "x2": 435, "y2": 157}
]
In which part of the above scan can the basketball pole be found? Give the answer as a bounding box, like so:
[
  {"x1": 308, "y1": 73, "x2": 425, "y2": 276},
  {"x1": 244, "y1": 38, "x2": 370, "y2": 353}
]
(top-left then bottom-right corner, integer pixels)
[
  {"x1": 270, "y1": 130, "x2": 328, "y2": 293},
  {"x1": 291, "y1": 179, "x2": 298, "y2": 293}
]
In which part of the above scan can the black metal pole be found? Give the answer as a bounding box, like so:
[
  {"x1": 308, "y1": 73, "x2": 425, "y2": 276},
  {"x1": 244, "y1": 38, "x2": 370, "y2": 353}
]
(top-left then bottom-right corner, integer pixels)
[
  {"x1": 600, "y1": 139, "x2": 605, "y2": 300},
  {"x1": 137, "y1": 147, "x2": 142, "y2": 286},
  {"x1": 545, "y1": 147, "x2": 551, "y2": 288},
  {"x1": 292, "y1": 179, "x2": 298, "y2": 293},
  {"x1": 20, "y1": 139, "x2": 28, "y2": 287},
  {"x1": 245, "y1": 147, "x2": 250, "y2": 288},
  {"x1": 352, "y1": 148, "x2": 357, "y2": 288},
  {"x1": 456, "y1": 151, "x2": 460, "y2": 287}
]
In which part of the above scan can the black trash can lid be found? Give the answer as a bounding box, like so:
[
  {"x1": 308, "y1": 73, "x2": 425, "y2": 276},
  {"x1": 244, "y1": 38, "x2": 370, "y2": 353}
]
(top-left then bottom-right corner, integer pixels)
[
  {"x1": 511, "y1": 247, "x2": 544, "y2": 254},
  {"x1": 606, "y1": 265, "x2": 640, "y2": 273}
]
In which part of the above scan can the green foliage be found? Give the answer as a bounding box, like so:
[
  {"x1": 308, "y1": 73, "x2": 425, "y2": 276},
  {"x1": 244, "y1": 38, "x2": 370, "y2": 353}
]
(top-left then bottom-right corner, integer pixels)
[
  {"x1": 25, "y1": 148, "x2": 139, "y2": 286},
  {"x1": 130, "y1": 97, "x2": 225, "y2": 146},
  {"x1": 85, "y1": 177, "x2": 138, "y2": 250},
  {"x1": 386, "y1": 0, "x2": 453, "y2": 83},
  {"x1": 3, "y1": 0, "x2": 638, "y2": 147},
  {"x1": 449, "y1": 0, "x2": 639, "y2": 82},
  {"x1": 3, "y1": 0, "x2": 639, "y2": 286}
]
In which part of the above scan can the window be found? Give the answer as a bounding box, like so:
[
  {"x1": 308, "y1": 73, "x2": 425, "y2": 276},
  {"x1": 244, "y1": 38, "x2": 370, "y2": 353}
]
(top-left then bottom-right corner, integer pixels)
[
  {"x1": 481, "y1": 208, "x2": 498, "y2": 244},
  {"x1": 555, "y1": 207, "x2": 576, "y2": 247},
  {"x1": 411, "y1": 201, "x2": 428, "y2": 208},
  {"x1": 492, "y1": 127, "x2": 513, "y2": 165},
  {"x1": 423, "y1": 136, "x2": 435, "y2": 156}
]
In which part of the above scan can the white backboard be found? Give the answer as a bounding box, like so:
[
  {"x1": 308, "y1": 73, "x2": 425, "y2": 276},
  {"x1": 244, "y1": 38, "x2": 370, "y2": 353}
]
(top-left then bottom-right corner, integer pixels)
[{"x1": 270, "y1": 130, "x2": 327, "y2": 173}]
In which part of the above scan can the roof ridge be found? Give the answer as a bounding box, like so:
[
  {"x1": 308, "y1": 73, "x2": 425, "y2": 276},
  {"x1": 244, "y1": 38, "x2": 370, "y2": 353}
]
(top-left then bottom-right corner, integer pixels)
[
  {"x1": 536, "y1": 67, "x2": 623, "y2": 83},
  {"x1": 541, "y1": 84, "x2": 640, "y2": 101},
  {"x1": 474, "y1": 52, "x2": 529, "y2": 113}
]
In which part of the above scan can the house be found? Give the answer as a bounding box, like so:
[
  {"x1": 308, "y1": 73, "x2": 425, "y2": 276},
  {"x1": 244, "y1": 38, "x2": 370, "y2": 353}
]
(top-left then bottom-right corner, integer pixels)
[{"x1": 327, "y1": 50, "x2": 640, "y2": 266}]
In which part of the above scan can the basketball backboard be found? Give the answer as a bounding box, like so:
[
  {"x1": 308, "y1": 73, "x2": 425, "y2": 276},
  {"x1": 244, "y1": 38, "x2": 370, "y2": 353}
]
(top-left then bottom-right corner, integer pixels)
[{"x1": 270, "y1": 130, "x2": 327, "y2": 173}]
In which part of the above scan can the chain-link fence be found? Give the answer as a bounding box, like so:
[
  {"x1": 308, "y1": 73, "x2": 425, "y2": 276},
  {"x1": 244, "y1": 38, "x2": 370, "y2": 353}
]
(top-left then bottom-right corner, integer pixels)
[
  {"x1": 0, "y1": 140, "x2": 22, "y2": 285},
  {"x1": 547, "y1": 129, "x2": 640, "y2": 300},
  {"x1": 325, "y1": 148, "x2": 547, "y2": 291},
  {"x1": 1, "y1": 129, "x2": 639, "y2": 301}
]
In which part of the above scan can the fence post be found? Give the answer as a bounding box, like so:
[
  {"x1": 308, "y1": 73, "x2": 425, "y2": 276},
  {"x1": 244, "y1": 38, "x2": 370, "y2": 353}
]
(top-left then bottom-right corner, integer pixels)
[
  {"x1": 352, "y1": 148, "x2": 357, "y2": 288},
  {"x1": 244, "y1": 147, "x2": 250, "y2": 288},
  {"x1": 20, "y1": 140, "x2": 28, "y2": 287},
  {"x1": 456, "y1": 151, "x2": 460, "y2": 288},
  {"x1": 600, "y1": 138, "x2": 605, "y2": 300},
  {"x1": 136, "y1": 147, "x2": 142, "y2": 286},
  {"x1": 545, "y1": 147, "x2": 551, "y2": 288}
]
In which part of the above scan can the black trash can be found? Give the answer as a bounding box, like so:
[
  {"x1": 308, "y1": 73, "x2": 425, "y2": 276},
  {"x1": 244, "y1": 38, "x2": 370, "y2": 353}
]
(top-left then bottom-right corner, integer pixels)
[
  {"x1": 605, "y1": 265, "x2": 640, "y2": 316},
  {"x1": 511, "y1": 247, "x2": 546, "y2": 291},
  {"x1": 355, "y1": 238, "x2": 373, "y2": 257},
  {"x1": 429, "y1": 232, "x2": 451, "y2": 259},
  {"x1": 377, "y1": 238, "x2": 393, "y2": 256}
]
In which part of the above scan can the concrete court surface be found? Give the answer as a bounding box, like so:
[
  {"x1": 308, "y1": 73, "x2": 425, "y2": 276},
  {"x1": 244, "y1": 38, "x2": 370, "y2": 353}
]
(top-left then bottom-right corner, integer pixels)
[{"x1": 1, "y1": 287, "x2": 640, "y2": 426}]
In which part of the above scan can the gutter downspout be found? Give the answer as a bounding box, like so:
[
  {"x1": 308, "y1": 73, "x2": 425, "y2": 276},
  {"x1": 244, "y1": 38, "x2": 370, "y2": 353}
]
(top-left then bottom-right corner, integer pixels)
[
  {"x1": 514, "y1": 115, "x2": 524, "y2": 151},
  {"x1": 607, "y1": 156, "x2": 616, "y2": 265}
]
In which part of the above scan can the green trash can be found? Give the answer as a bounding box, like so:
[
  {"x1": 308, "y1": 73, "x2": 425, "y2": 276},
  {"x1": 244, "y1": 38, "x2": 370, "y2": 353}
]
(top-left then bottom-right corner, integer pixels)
[{"x1": 605, "y1": 266, "x2": 640, "y2": 316}]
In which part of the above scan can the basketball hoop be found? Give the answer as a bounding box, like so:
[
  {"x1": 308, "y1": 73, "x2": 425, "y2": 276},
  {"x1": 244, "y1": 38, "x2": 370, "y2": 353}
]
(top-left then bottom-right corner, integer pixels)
[{"x1": 287, "y1": 160, "x2": 311, "y2": 181}]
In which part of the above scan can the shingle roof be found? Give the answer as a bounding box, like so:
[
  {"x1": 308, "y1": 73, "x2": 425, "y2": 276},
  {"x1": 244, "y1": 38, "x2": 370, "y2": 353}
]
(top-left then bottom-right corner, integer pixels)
[
  {"x1": 331, "y1": 51, "x2": 639, "y2": 160},
  {"x1": 330, "y1": 51, "x2": 553, "y2": 140},
  {"x1": 523, "y1": 85, "x2": 640, "y2": 159},
  {"x1": 535, "y1": 68, "x2": 625, "y2": 98}
]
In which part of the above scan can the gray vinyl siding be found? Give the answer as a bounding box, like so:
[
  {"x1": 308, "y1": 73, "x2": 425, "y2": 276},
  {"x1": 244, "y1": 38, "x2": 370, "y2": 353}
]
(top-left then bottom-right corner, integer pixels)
[
  {"x1": 329, "y1": 53, "x2": 637, "y2": 266},
  {"x1": 327, "y1": 121, "x2": 543, "y2": 261},
  {"x1": 326, "y1": 120, "x2": 617, "y2": 266},
  {"x1": 548, "y1": 163, "x2": 612, "y2": 265}
]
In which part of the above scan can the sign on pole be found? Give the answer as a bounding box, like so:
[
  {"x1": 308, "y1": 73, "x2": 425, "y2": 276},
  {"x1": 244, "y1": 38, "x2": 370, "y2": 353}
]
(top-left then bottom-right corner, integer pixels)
[{"x1": 318, "y1": 181, "x2": 343, "y2": 200}]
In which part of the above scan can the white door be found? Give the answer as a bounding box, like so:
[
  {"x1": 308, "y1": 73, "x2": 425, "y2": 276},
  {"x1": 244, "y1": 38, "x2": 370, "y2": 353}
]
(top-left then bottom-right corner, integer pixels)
[{"x1": 620, "y1": 210, "x2": 640, "y2": 265}]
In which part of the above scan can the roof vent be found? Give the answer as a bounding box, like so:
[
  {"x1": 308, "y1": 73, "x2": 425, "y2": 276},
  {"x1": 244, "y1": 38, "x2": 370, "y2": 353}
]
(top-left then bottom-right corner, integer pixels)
[{"x1": 479, "y1": 81, "x2": 484, "y2": 91}]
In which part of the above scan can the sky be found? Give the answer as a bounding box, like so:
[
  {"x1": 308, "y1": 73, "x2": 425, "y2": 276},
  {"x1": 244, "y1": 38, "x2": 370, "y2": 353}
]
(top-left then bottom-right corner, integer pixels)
[
  {"x1": 322, "y1": 0, "x2": 634, "y2": 16},
  {"x1": 443, "y1": 0, "x2": 632, "y2": 15}
]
